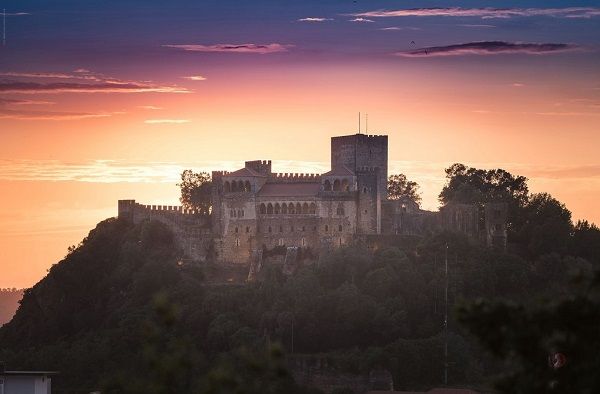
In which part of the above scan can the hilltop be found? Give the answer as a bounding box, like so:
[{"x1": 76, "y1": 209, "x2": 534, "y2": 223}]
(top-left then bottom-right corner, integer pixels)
[{"x1": 1, "y1": 213, "x2": 597, "y2": 393}]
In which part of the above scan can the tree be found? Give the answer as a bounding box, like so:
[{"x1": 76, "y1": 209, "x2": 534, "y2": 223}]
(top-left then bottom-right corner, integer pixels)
[
  {"x1": 178, "y1": 170, "x2": 212, "y2": 214},
  {"x1": 439, "y1": 163, "x2": 528, "y2": 207},
  {"x1": 517, "y1": 193, "x2": 573, "y2": 259},
  {"x1": 570, "y1": 220, "x2": 600, "y2": 265},
  {"x1": 387, "y1": 174, "x2": 421, "y2": 204},
  {"x1": 457, "y1": 270, "x2": 600, "y2": 394}
]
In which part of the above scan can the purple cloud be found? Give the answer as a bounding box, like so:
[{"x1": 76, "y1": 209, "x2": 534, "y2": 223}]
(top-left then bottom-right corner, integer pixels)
[
  {"x1": 0, "y1": 81, "x2": 190, "y2": 94},
  {"x1": 353, "y1": 7, "x2": 600, "y2": 19},
  {"x1": 396, "y1": 41, "x2": 581, "y2": 57},
  {"x1": 163, "y1": 43, "x2": 292, "y2": 54}
]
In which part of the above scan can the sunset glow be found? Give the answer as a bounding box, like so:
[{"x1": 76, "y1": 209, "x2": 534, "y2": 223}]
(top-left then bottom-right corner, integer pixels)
[{"x1": 1, "y1": 0, "x2": 599, "y2": 288}]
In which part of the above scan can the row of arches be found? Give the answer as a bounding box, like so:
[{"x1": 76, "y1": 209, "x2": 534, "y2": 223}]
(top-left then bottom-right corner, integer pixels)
[
  {"x1": 230, "y1": 209, "x2": 245, "y2": 218},
  {"x1": 224, "y1": 180, "x2": 251, "y2": 193},
  {"x1": 323, "y1": 178, "x2": 350, "y2": 192},
  {"x1": 259, "y1": 202, "x2": 317, "y2": 215}
]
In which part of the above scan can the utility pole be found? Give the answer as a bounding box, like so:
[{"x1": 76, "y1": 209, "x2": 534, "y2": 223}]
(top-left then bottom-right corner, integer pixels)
[{"x1": 444, "y1": 242, "x2": 449, "y2": 386}]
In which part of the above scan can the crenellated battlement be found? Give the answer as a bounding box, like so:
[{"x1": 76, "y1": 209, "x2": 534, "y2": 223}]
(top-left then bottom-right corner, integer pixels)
[
  {"x1": 212, "y1": 170, "x2": 231, "y2": 177},
  {"x1": 134, "y1": 203, "x2": 201, "y2": 215},
  {"x1": 118, "y1": 200, "x2": 206, "y2": 221},
  {"x1": 268, "y1": 173, "x2": 322, "y2": 183}
]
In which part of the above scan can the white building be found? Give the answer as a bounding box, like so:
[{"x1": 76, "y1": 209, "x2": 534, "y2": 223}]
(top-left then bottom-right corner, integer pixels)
[{"x1": 0, "y1": 370, "x2": 56, "y2": 394}]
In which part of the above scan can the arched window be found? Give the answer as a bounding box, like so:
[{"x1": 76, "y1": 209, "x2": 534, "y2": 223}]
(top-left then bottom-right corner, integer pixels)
[
  {"x1": 279, "y1": 226, "x2": 283, "y2": 233},
  {"x1": 336, "y1": 203, "x2": 345, "y2": 216},
  {"x1": 246, "y1": 226, "x2": 250, "y2": 233},
  {"x1": 309, "y1": 203, "x2": 316, "y2": 214},
  {"x1": 233, "y1": 210, "x2": 237, "y2": 217},
  {"x1": 244, "y1": 180, "x2": 251, "y2": 192},
  {"x1": 338, "y1": 225, "x2": 342, "y2": 232},
  {"x1": 224, "y1": 181, "x2": 231, "y2": 192},
  {"x1": 235, "y1": 227, "x2": 238, "y2": 233},
  {"x1": 296, "y1": 203, "x2": 302, "y2": 214},
  {"x1": 333, "y1": 179, "x2": 341, "y2": 191},
  {"x1": 282, "y1": 203, "x2": 288, "y2": 214},
  {"x1": 302, "y1": 202, "x2": 309, "y2": 214},
  {"x1": 268, "y1": 226, "x2": 272, "y2": 233},
  {"x1": 238, "y1": 180, "x2": 244, "y2": 191},
  {"x1": 238, "y1": 209, "x2": 242, "y2": 217},
  {"x1": 325, "y1": 225, "x2": 329, "y2": 232},
  {"x1": 259, "y1": 203, "x2": 266, "y2": 214},
  {"x1": 324, "y1": 180, "x2": 332, "y2": 191},
  {"x1": 341, "y1": 179, "x2": 349, "y2": 191},
  {"x1": 231, "y1": 181, "x2": 238, "y2": 192},
  {"x1": 363, "y1": 187, "x2": 368, "y2": 194},
  {"x1": 267, "y1": 203, "x2": 273, "y2": 214},
  {"x1": 274, "y1": 203, "x2": 281, "y2": 214},
  {"x1": 289, "y1": 203, "x2": 295, "y2": 214}
]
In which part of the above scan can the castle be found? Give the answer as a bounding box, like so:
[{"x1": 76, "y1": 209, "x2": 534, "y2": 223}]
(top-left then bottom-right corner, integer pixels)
[{"x1": 118, "y1": 133, "x2": 507, "y2": 266}]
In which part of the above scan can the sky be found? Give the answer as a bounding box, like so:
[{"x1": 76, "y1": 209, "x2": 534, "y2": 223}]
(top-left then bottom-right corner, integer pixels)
[{"x1": 0, "y1": 0, "x2": 599, "y2": 288}]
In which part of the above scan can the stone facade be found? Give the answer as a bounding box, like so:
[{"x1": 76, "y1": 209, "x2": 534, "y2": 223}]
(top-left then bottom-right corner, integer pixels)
[{"x1": 118, "y1": 133, "x2": 507, "y2": 265}]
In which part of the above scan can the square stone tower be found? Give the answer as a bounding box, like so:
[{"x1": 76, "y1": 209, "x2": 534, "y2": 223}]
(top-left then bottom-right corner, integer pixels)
[
  {"x1": 331, "y1": 134, "x2": 388, "y2": 234},
  {"x1": 330, "y1": 134, "x2": 388, "y2": 199}
]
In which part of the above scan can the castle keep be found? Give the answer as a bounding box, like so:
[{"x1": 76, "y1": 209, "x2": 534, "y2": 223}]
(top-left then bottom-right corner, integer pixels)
[{"x1": 118, "y1": 133, "x2": 507, "y2": 265}]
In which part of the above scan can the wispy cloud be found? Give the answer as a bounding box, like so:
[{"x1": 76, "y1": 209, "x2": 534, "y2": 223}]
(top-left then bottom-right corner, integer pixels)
[
  {"x1": 298, "y1": 17, "x2": 333, "y2": 22},
  {"x1": 0, "y1": 70, "x2": 190, "y2": 94},
  {"x1": 512, "y1": 83, "x2": 525, "y2": 87},
  {"x1": 3, "y1": 12, "x2": 30, "y2": 16},
  {"x1": 0, "y1": 71, "x2": 103, "y2": 81},
  {"x1": 182, "y1": 75, "x2": 207, "y2": 81},
  {"x1": 0, "y1": 98, "x2": 55, "y2": 106},
  {"x1": 458, "y1": 24, "x2": 496, "y2": 28},
  {"x1": 0, "y1": 81, "x2": 190, "y2": 94},
  {"x1": 349, "y1": 17, "x2": 374, "y2": 23},
  {"x1": 395, "y1": 41, "x2": 581, "y2": 57},
  {"x1": 353, "y1": 7, "x2": 600, "y2": 19},
  {"x1": 163, "y1": 43, "x2": 292, "y2": 54},
  {"x1": 379, "y1": 26, "x2": 421, "y2": 31},
  {"x1": 138, "y1": 105, "x2": 163, "y2": 110},
  {"x1": 0, "y1": 109, "x2": 117, "y2": 121},
  {"x1": 144, "y1": 119, "x2": 190, "y2": 124}
]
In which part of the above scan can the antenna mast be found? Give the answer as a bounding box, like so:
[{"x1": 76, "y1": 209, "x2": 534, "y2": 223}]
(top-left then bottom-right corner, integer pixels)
[
  {"x1": 366, "y1": 113, "x2": 368, "y2": 133},
  {"x1": 358, "y1": 112, "x2": 361, "y2": 134}
]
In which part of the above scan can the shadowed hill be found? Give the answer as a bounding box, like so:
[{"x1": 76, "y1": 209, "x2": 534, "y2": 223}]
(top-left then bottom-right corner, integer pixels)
[{"x1": 0, "y1": 216, "x2": 597, "y2": 393}]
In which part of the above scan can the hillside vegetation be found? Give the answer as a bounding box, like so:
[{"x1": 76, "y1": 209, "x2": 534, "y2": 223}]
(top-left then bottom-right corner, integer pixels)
[{"x1": 1, "y1": 214, "x2": 597, "y2": 393}]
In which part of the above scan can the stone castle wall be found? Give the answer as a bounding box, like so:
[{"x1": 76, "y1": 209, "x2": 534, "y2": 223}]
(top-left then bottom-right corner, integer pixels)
[{"x1": 118, "y1": 200, "x2": 213, "y2": 261}]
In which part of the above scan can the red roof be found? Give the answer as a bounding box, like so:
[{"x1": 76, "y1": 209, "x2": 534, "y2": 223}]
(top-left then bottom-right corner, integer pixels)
[{"x1": 258, "y1": 183, "x2": 320, "y2": 197}]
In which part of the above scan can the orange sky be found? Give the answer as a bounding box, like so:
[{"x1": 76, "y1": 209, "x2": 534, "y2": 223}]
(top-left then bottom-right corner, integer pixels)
[{"x1": 1, "y1": 2, "x2": 599, "y2": 287}]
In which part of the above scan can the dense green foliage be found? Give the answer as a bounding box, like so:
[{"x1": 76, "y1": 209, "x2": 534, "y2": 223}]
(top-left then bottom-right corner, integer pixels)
[
  {"x1": 387, "y1": 174, "x2": 421, "y2": 204},
  {"x1": 178, "y1": 170, "x2": 212, "y2": 214},
  {"x1": 2, "y1": 213, "x2": 598, "y2": 392},
  {"x1": 457, "y1": 270, "x2": 600, "y2": 394}
]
